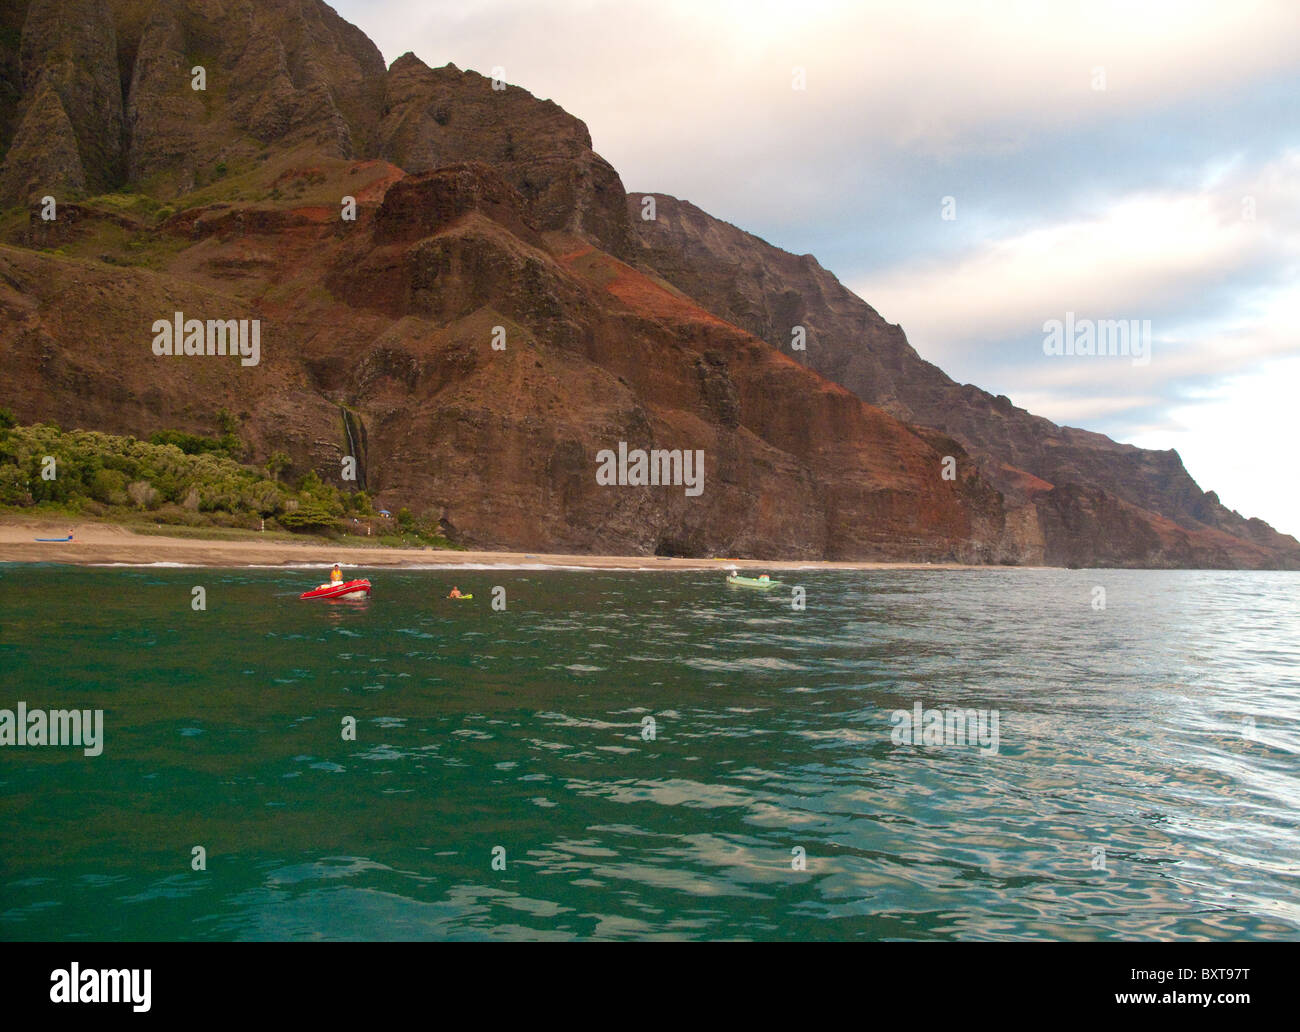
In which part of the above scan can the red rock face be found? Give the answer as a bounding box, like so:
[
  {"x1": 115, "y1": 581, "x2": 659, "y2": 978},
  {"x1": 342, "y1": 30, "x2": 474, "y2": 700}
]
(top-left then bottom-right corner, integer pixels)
[
  {"x1": 316, "y1": 162, "x2": 1008, "y2": 558},
  {"x1": 0, "y1": 151, "x2": 1011, "y2": 559},
  {"x1": 0, "y1": 0, "x2": 1293, "y2": 566},
  {"x1": 628, "y1": 194, "x2": 1300, "y2": 569}
]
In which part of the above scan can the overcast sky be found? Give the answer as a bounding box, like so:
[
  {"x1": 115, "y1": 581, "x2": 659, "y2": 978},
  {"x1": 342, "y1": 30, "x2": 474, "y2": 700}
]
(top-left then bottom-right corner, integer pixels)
[{"x1": 333, "y1": 0, "x2": 1300, "y2": 535}]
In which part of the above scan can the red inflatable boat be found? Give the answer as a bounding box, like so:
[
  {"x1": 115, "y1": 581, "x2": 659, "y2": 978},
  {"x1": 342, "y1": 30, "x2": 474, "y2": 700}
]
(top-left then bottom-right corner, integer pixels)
[{"x1": 299, "y1": 578, "x2": 371, "y2": 600}]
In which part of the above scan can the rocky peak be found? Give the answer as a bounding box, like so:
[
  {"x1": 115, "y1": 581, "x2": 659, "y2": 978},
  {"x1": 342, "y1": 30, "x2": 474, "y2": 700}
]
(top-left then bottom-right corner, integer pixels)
[
  {"x1": 378, "y1": 56, "x2": 629, "y2": 256},
  {"x1": 1, "y1": 0, "x2": 390, "y2": 203}
]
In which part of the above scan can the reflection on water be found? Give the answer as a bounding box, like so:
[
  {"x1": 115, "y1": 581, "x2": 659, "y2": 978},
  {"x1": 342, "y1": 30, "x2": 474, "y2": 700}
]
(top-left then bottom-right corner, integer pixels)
[{"x1": 0, "y1": 566, "x2": 1297, "y2": 940}]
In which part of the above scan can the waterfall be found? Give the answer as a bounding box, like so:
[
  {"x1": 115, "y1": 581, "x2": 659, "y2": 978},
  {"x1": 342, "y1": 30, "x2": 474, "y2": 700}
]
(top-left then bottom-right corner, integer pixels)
[{"x1": 340, "y1": 407, "x2": 366, "y2": 492}]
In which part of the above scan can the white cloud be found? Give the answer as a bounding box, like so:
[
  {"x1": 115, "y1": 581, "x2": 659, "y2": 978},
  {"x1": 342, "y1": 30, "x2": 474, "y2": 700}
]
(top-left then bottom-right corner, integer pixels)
[
  {"x1": 1128, "y1": 356, "x2": 1300, "y2": 538},
  {"x1": 337, "y1": 0, "x2": 1300, "y2": 200},
  {"x1": 850, "y1": 154, "x2": 1300, "y2": 518},
  {"x1": 857, "y1": 150, "x2": 1300, "y2": 356}
]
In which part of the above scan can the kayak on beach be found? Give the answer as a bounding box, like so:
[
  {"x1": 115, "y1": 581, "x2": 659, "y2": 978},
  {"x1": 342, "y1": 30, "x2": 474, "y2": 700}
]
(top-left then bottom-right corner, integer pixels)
[
  {"x1": 300, "y1": 578, "x2": 371, "y2": 600},
  {"x1": 35, "y1": 535, "x2": 74, "y2": 542}
]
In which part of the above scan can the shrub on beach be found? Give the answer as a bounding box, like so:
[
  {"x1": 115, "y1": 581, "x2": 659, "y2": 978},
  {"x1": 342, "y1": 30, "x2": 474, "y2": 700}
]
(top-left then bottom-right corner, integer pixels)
[{"x1": 0, "y1": 419, "x2": 350, "y2": 535}]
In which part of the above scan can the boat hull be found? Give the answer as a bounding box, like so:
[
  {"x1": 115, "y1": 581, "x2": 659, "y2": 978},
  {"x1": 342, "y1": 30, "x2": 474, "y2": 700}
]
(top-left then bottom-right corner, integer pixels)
[
  {"x1": 726, "y1": 576, "x2": 777, "y2": 590},
  {"x1": 300, "y1": 578, "x2": 371, "y2": 600}
]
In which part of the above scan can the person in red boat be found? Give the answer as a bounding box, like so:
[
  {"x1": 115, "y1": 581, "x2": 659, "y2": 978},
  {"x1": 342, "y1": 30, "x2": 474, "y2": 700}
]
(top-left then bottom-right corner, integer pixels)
[{"x1": 300, "y1": 567, "x2": 369, "y2": 600}]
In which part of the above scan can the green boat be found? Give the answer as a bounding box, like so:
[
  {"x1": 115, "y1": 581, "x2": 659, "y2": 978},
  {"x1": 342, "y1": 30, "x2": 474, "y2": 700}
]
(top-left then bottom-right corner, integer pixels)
[{"x1": 725, "y1": 573, "x2": 778, "y2": 590}]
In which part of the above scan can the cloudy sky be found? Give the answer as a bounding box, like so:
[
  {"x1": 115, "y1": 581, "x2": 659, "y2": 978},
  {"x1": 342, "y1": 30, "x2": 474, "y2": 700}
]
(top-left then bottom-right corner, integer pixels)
[{"x1": 334, "y1": 0, "x2": 1300, "y2": 535}]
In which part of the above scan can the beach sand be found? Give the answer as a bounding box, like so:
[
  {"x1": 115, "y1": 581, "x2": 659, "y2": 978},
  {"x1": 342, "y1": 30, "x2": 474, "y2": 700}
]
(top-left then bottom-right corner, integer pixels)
[{"x1": 0, "y1": 518, "x2": 989, "y2": 571}]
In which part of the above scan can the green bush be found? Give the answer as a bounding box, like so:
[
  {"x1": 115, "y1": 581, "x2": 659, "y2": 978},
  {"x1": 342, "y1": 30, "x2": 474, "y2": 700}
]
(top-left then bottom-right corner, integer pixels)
[
  {"x1": 265, "y1": 451, "x2": 291, "y2": 481},
  {"x1": 0, "y1": 421, "x2": 344, "y2": 534},
  {"x1": 0, "y1": 464, "x2": 28, "y2": 505},
  {"x1": 90, "y1": 467, "x2": 128, "y2": 505},
  {"x1": 148, "y1": 429, "x2": 226, "y2": 456},
  {"x1": 278, "y1": 500, "x2": 340, "y2": 532}
]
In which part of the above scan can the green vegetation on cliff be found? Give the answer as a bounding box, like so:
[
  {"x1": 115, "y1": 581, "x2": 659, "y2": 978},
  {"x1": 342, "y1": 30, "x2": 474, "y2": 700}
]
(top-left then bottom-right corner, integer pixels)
[
  {"x1": 0, "y1": 416, "x2": 333, "y2": 525},
  {"x1": 0, "y1": 412, "x2": 453, "y2": 546}
]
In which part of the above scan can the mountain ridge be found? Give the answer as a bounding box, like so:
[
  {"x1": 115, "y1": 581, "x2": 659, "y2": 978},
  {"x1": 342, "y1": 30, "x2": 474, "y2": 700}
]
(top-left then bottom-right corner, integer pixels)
[
  {"x1": 626, "y1": 191, "x2": 1299, "y2": 563},
  {"x1": 1, "y1": 0, "x2": 1295, "y2": 568}
]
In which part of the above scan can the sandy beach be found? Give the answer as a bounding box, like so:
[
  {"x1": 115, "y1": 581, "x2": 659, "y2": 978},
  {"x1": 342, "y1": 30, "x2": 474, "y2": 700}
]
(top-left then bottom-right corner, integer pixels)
[{"x1": 0, "y1": 518, "x2": 987, "y2": 571}]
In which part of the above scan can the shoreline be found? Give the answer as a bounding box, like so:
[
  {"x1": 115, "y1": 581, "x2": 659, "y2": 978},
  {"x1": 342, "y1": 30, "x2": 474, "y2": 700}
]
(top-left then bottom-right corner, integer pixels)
[{"x1": 0, "y1": 518, "x2": 998, "y2": 572}]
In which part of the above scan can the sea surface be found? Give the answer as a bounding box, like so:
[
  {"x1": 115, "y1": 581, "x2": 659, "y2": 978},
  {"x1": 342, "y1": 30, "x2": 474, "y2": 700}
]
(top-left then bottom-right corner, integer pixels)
[{"x1": 1, "y1": 565, "x2": 1297, "y2": 941}]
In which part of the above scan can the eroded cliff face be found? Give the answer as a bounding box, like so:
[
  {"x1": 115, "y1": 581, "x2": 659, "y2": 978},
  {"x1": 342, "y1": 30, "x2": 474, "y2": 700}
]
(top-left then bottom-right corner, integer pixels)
[
  {"x1": 0, "y1": 2, "x2": 32, "y2": 162},
  {"x1": 1, "y1": 0, "x2": 387, "y2": 203},
  {"x1": 0, "y1": 157, "x2": 1013, "y2": 560},
  {"x1": 0, "y1": 0, "x2": 123, "y2": 202},
  {"x1": 627, "y1": 194, "x2": 1300, "y2": 568},
  {"x1": 0, "y1": 0, "x2": 1294, "y2": 566},
  {"x1": 377, "y1": 54, "x2": 631, "y2": 258},
  {"x1": 3, "y1": 0, "x2": 627, "y2": 244}
]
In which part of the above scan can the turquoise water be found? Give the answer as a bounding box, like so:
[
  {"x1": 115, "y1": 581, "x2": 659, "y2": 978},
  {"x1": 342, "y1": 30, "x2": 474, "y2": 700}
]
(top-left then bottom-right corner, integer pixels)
[{"x1": 1, "y1": 565, "x2": 1297, "y2": 941}]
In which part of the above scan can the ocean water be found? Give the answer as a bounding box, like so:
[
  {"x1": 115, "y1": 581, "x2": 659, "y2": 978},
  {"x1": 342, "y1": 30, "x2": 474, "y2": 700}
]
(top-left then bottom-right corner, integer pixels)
[{"x1": 1, "y1": 565, "x2": 1297, "y2": 941}]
